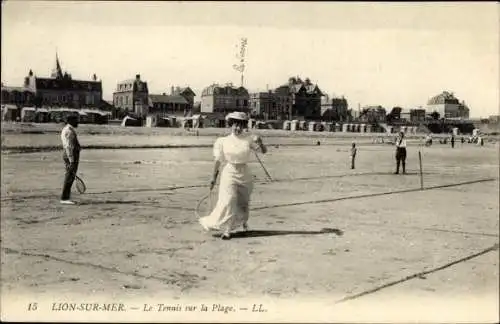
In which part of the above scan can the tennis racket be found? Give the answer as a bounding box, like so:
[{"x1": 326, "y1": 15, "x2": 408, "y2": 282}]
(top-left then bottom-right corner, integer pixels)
[
  {"x1": 195, "y1": 188, "x2": 218, "y2": 219},
  {"x1": 74, "y1": 175, "x2": 87, "y2": 194},
  {"x1": 254, "y1": 151, "x2": 273, "y2": 182}
]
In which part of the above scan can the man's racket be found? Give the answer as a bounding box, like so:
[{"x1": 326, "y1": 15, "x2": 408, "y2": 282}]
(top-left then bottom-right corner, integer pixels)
[
  {"x1": 75, "y1": 175, "x2": 87, "y2": 194},
  {"x1": 195, "y1": 189, "x2": 217, "y2": 219}
]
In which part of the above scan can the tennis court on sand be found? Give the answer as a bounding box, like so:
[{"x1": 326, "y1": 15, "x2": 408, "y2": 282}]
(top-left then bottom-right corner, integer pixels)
[{"x1": 1, "y1": 137, "x2": 498, "y2": 322}]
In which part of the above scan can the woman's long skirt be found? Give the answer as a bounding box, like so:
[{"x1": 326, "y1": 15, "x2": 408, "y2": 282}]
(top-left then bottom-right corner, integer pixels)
[{"x1": 199, "y1": 163, "x2": 253, "y2": 232}]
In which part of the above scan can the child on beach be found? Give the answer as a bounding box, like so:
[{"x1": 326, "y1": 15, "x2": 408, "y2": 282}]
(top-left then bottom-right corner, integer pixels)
[{"x1": 350, "y1": 142, "x2": 357, "y2": 169}]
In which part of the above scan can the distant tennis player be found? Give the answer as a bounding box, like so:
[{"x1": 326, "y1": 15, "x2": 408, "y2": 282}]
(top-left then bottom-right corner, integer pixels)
[
  {"x1": 199, "y1": 111, "x2": 267, "y2": 240},
  {"x1": 394, "y1": 131, "x2": 407, "y2": 174},
  {"x1": 350, "y1": 142, "x2": 357, "y2": 169},
  {"x1": 60, "y1": 114, "x2": 81, "y2": 204}
]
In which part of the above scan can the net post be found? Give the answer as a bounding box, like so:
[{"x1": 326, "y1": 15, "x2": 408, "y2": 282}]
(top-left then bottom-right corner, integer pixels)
[{"x1": 418, "y1": 150, "x2": 424, "y2": 190}]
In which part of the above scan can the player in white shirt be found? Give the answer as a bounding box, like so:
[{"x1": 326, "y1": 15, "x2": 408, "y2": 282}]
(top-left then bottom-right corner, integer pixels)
[{"x1": 60, "y1": 115, "x2": 81, "y2": 204}]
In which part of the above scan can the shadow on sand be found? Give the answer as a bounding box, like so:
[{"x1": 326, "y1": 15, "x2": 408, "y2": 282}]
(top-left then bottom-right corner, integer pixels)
[{"x1": 212, "y1": 227, "x2": 344, "y2": 239}]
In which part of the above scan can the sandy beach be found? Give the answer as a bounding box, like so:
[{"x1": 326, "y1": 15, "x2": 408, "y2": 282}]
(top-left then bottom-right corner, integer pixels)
[{"x1": 1, "y1": 124, "x2": 499, "y2": 322}]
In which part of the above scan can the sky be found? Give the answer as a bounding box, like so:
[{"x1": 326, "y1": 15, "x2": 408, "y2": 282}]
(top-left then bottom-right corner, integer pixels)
[{"x1": 1, "y1": 1, "x2": 499, "y2": 117}]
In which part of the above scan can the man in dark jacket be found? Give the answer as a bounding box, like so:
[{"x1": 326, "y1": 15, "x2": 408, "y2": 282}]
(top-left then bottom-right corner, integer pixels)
[{"x1": 394, "y1": 131, "x2": 407, "y2": 174}]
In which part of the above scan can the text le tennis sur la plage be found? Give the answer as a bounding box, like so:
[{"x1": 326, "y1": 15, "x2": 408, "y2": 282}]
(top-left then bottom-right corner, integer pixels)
[{"x1": 28, "y1": 302, "x2": 268, "y2": 314}]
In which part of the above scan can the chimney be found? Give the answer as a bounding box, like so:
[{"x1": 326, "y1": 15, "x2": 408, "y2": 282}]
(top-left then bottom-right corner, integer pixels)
[
  {"x1": 136, "y1": 74, "x2": 140, "y2": 80},
  {"x1": 171, "y1": 86, "x2": 174, "y2": 95},
  {"x1": 162, "y1": 92, "x2": 166, "y2": 96}
]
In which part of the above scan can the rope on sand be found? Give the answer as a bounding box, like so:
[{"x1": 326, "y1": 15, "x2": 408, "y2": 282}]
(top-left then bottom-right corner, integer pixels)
[{"x1": 335, "y1": 243, "x2": 499, "y2": 304}]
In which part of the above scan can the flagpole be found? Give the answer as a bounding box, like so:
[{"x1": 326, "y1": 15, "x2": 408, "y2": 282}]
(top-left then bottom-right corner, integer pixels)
[{"x1": 233, "y1": 37, "x2": 247, "y2": 88}]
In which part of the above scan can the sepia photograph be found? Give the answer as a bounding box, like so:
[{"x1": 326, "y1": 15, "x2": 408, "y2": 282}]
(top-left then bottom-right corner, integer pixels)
[{"x1": 1, "y1": 1, "x2": 499, "y2": 322}]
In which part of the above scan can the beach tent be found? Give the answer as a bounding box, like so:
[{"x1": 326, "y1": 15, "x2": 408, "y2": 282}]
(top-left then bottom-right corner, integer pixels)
[
  {"x1": 160, "y1": 117, "x2": 174, "y2": 127},
  {"x1": 121, "y1": 115, "x2": 142, "y2": 127},
  {"x1": 78, "y1": 110, "x2": 89, "y2": 123},
  {"x1": 2, "y1": 104, "x2": 18, "y2": 121},
  {"x1": 325, "y1": 122, "x2": 334, "y2": 132},
  {"x1": 79, "y1": 109, "x2": 110, "y2": 124},
  {"x1": 21, "y1": 107, "x2": 36, "y2": 122},
  {"x1": 182, "y1": 117, "x2": 192, "y2": 129},
  {"x1": 255, "y1": 121, "x2": 267, "y2": 129},
  {"x1": 192, "y1": 114, "x2": 203, "y2": 128},
  {"x1": 308, "y1": 122, "x2": 316, "y2": 132},
  {"x1": 48, "y1": 108, "x2": 74, "y2": 123},
  {"x1": 316, "y1": 122, "x2": 325, "y2": 132},
  {"x1": 145, "y1": 115, "x2": 159, "y2": 127},
  {"x1": 35, "y1": 108, "x2": 50, "y2": 123}
]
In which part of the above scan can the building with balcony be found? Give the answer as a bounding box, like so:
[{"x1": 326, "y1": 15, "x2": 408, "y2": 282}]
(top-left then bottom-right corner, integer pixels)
[
  {"x1": 2, "y1": 54, "x2": 103, "y2": 110},
  {"x1": 148, "y1": 86, "x2": 196, "y2": 117},
  {"x1": 321, "y1": 94, "x2": 349, "y2": 122},
  {"x1": 359, "y1": 105, "x2": 387, "y2": 123},
  {"x1": 397, "y1": 108, "x2": 424, "y2": 123},
  {"x1": 426, "y1": 91, "x2": 470, "y2": 119},
  {"x1": 113, "y1": 74, "x2": 149, "y2": 116},
  {"x1": 1, "y1": 84, "x2": 35, "y2": 107},
  {"x1": 200, "y1": 83, "x2": 249, "y2": 114},
  {"x1": 249, "y1": 91, "x2": 279, "y2": 120},
  {"x1": 1, "y1": 54, "x2": 107, "y2": 121},
  {"x1": 274, "y1": 76, "x2": 324, "y2": 120}
]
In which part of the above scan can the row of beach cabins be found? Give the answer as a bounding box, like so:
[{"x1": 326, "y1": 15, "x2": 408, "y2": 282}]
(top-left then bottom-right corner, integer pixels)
[
  {"x1": 1, "y1": 105, "x2": 111, "y2": 124},
  {"x1": 143, "y1": 114, "x2": 421, "y2": 134},
  {"x1": 261, "y1": 120, "x2": 419, "y2": 134},
  {"x1": 2, "y1": 105, "x2": 423, "y2": 135}
]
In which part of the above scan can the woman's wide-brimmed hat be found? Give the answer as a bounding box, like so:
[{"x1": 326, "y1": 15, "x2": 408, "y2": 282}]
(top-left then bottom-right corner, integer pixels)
[{"x1": 225, "y1": 111, "x2": 248, "y2": 121}]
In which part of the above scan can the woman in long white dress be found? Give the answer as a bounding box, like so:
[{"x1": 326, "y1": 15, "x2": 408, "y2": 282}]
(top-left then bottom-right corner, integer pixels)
[{"x1": 199, "y1": 111, "x2": 267, "y2": 240}]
